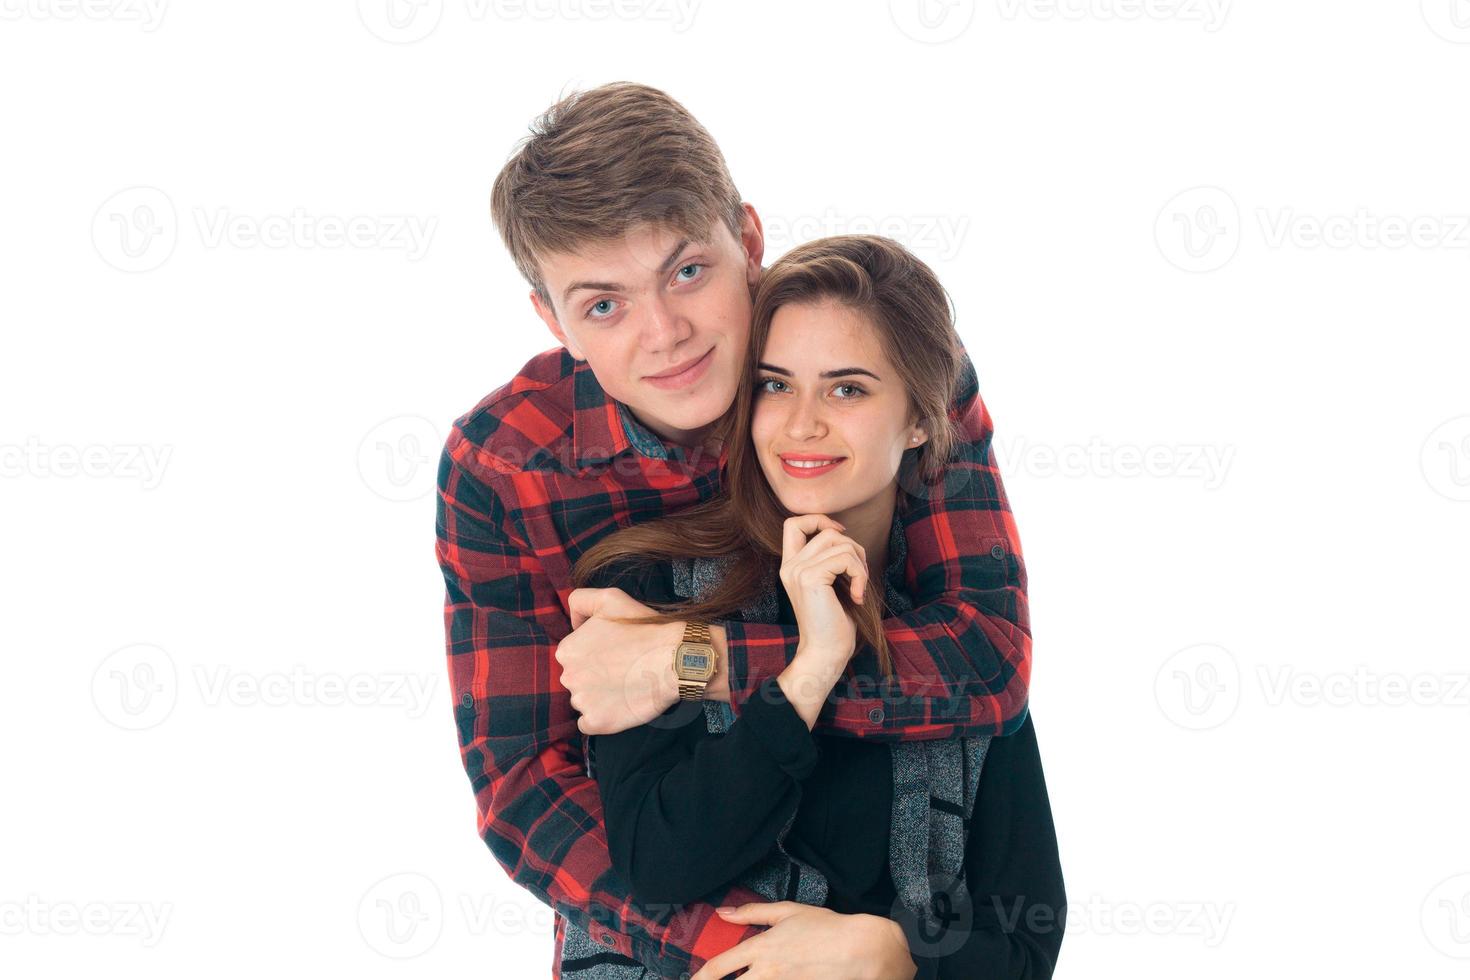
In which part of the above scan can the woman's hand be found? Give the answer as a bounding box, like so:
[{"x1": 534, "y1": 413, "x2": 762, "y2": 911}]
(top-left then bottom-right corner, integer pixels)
[
  {"x1": 689, "y1": 901, "x2": 916, "y2": 980},
  {"x1": 778, "y1": 514, "x2": 868, "y2": 663}
]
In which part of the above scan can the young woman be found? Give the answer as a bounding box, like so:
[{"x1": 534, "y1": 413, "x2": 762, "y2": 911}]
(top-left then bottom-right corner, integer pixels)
[{"x1": 569, "y1": 236, "x2": 1065, "y2": 979}]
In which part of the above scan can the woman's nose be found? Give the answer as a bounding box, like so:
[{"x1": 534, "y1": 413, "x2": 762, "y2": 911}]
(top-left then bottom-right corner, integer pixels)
[{"x1": 785, "y1": 396, "x2": 827, "y2": 439}]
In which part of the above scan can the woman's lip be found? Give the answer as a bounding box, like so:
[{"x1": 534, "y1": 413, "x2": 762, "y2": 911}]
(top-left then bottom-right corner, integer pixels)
[
  {"x1": 779, "y1": 456, "x2": 847, "y2": 479},
  {"x1": 644, "y1": 347, "x2": 714, "y2": 389}
]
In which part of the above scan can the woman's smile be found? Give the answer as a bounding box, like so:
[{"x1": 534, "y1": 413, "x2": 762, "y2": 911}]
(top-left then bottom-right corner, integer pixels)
[{"x1": 777, "y1": 453, "x2": 848, "y2": 479}]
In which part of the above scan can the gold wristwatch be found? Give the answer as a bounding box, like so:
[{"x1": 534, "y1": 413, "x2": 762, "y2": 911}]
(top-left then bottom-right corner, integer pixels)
[{"x1": 673, "y1": 620, "x2": 717, "y2": 701}]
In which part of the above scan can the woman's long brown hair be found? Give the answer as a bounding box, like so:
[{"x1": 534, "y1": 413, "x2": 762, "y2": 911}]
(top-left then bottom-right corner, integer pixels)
[{"x1": 570, "y1": 234, "x2": 967, "y2": 682}]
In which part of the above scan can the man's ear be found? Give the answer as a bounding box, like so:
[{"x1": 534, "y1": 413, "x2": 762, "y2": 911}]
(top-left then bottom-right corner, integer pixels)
[
  {"x1": 738, "y1": 202, "x2": 766, "y2": 286},
  {"x1": 530, "y1": 289, "x2": 585, "y2": 360}
]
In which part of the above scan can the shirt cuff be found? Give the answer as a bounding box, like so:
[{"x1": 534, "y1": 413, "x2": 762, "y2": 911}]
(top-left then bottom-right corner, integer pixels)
[{"x1": 736, "y1": 674, "x2": 818, "y2": 781}]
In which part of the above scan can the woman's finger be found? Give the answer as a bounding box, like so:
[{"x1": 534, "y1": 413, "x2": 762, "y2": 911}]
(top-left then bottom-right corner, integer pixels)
[
  {"x1": 793, "y1": 545, "x2": 870, "y2": 604},
  {"x1": 717, "y1": 900, "x2": 802, "y2": 925},
  {"x1": 791, "y1": 527, "x2": 862, "y2": 566},
  {"x1": 781, "y1": 514, "x2": 844, "y2": 562}
]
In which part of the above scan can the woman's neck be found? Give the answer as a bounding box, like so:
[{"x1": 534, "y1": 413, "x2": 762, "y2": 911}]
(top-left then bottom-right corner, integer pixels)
[{"x1": 830, "y1": 481, "x2": 899, "y2": 591}]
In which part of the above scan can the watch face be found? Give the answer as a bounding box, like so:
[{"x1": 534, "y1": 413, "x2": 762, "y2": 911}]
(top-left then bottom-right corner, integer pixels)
[{"x1": 676, "y1": 644, "x2": 715, "y2": 678}]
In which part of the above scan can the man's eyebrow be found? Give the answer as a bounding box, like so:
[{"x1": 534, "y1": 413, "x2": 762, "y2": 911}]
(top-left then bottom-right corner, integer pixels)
[
  {"x1": 560, "y1": 238, "x2": 694, "y2": 305},
  {"x1": 757, "y1": 363, "x2": 883, "y2": 381}
]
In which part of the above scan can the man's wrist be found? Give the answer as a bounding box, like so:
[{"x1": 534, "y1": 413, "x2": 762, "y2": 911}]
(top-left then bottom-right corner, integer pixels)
[
  {"x1": 703, "y1": 623, "x2": 730, "y2": 702},
  {"x1": 665, "y1": 620, "x2": 729, "y2": 706},
  {"x1": 871, "y1": 914, "x2": 919, "y2": 980}
]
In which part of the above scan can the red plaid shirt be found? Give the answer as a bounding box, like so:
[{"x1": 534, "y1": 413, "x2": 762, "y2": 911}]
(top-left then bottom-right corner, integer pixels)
[{"x1": 436, "y1": 345, "x2": 1030, "y2": 978}]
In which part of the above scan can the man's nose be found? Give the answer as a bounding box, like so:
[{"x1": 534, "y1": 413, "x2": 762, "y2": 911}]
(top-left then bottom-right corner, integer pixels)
[{"x1": 638, "y1": 296, "x2": 691, "y2": 354}]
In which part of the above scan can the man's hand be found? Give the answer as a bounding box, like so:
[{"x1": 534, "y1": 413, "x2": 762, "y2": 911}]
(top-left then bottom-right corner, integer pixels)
[
  {"x1": 690, "y1": 902, "x2": 917, "y2": 980},
  {"x1": 557, "y1": 587, "x2": 686, "y2": 735}
]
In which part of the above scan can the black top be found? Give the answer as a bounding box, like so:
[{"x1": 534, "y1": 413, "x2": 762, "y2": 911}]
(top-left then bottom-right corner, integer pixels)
[{"x1": 587, "y1": 557, "x2": 1065, "y2": 979}]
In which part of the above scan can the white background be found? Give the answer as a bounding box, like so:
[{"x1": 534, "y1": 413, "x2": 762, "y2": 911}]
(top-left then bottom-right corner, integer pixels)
[{"x1": 3, "y1": 1, "x2": 1469, "y2": 977}]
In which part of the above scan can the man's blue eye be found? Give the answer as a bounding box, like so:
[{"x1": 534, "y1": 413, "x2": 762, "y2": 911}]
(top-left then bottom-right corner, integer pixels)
[
  {"x1": 588, "y1": 299, "x2": 616, "y2": 319},
  {"x1": 675, "y1": 263, "x2": 702, "y2": 282}
]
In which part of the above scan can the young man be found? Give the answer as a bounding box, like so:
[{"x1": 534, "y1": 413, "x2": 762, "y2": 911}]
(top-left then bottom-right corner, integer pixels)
[{"x1": 436, "y1": 82, "x2": 1032, "y2": 978}]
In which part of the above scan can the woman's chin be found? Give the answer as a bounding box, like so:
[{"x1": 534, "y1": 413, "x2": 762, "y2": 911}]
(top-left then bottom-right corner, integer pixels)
[{"x1": 772, "y1": 485, "x2": 835, "y2": 517}]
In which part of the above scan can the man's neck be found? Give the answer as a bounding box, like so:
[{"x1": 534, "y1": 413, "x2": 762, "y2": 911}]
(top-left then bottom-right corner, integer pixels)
[{"x1": 628, "y1": 406, "x2": 723, "y2": 459}]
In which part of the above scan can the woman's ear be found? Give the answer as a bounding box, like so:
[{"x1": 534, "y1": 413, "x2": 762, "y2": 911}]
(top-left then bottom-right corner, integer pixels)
[{"x1": 907, "y1": 426, "x2": 928, "y2": 449}]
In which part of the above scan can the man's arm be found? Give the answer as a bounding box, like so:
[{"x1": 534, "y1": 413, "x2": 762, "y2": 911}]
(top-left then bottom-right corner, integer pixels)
[
  {"x1": 718, "y1": 348, "x2": 1031, "y2": 739},
  {"x1": 436, "y1": 436, "x2": 766, "y2": 978}
]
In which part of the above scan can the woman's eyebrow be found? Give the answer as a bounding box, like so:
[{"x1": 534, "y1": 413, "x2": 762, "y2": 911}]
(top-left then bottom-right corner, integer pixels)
[{"x1": 757, "y1": 362, "x2": 882, "y2": 381}]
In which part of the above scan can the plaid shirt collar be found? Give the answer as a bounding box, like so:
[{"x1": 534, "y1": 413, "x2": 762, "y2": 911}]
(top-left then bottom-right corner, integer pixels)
[{"x1": 570, "y1": 354, "x2": 721, "y2": 469}]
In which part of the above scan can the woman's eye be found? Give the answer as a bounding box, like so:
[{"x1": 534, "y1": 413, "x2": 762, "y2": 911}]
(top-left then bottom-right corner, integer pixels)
[
  {"x1": 674, "y1": 263, "x2": 703, "y2": 283},
  {"x1": 587, "y1": 299, "x2": 617, "y2": 319},
  {"x1": 757, "y1": 378, "x2": 787, "y2": 394},
  {"x1": 834, "y1": 383, "x2": 865, "y2": 398}
]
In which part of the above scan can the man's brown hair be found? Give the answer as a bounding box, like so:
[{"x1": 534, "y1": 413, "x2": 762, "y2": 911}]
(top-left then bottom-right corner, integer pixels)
[{"x1": 491, "y1": 82, "x2": 746, "y2": 306}]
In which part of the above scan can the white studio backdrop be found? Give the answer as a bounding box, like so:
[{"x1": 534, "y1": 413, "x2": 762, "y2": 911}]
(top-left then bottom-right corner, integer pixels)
[{"x1": 2, "y1": 2, "x2": 1468, "y2": 977}]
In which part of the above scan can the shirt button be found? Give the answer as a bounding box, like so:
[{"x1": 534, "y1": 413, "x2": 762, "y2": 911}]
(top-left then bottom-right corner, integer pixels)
[
  {"x1": 460, "y1": 691, "x2": 473, "y2": 708},
  {"x1": 867, "y1": 706, "x2": 885, "y2": 724},
  {"x1": 599, "y1": 933, "x2": 616, "y2": 947},
  {"x1": 990, "y1": 543, "x2": 1005, "y2": 560}
]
